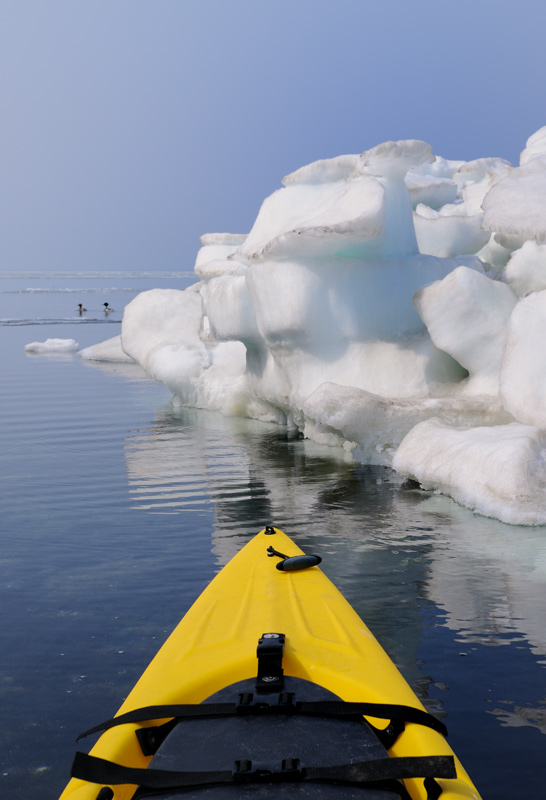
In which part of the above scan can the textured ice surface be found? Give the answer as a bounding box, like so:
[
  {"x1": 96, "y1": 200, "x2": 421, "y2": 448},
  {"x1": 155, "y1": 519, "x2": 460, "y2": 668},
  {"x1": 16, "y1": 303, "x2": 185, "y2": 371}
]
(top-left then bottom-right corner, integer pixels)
[
  {"x1": 503, "y1": 240, "x2": 546, "y2": 297},
  {"x1": 393, "y1": 419, "x2": 546, "y2": 526},
  {"x1": 500, "y1": 290, "x2": 546, "y2": 428},
  {"x1": 413, "y1": 266, "x2": 517, "y2": 395}
]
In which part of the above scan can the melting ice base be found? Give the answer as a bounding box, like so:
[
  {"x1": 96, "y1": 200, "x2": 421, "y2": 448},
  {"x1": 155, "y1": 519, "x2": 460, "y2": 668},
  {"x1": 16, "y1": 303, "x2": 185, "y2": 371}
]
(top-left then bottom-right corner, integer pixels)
[{"x1": 82, "y1": 132, "x2": 546, "y2": 526}]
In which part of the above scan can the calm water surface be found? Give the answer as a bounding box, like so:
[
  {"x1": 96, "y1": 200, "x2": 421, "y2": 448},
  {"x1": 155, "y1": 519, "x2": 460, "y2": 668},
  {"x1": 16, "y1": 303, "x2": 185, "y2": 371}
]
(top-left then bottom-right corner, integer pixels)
[{"x1": 1, "y1": 272, "x2": 545, "y2": 799}]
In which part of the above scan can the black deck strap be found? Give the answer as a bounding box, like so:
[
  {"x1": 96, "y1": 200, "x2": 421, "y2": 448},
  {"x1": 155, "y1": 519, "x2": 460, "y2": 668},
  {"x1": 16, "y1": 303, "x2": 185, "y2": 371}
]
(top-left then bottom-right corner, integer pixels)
[
  {"x1": 76, "y1": 703, "x2": 237, "y2": 741},
  {"x1": 296, "y1": 700, "x2": 448, "y2": 738},
  {"x1": 256, "y1": 633, "x2": 285, "y2": 692},
  {"x1": 71, "y1": 752, "x2": 232, "y2": 790},
  {"x1": 77, "y1": 698, "x2": 447, "y2": 745},
  {"x1": 304, "y1": 756, "x2": 456, "y2": 784},
  {"x1": 72, "y1": 751, "x2": 456, "y2": 792}
]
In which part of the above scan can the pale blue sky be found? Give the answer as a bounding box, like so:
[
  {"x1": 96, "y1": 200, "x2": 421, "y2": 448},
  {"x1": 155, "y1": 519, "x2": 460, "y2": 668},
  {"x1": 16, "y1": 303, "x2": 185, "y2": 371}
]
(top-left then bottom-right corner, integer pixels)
[{"x1": 1, "y1": 0, "x2": 545, "y2": 270}]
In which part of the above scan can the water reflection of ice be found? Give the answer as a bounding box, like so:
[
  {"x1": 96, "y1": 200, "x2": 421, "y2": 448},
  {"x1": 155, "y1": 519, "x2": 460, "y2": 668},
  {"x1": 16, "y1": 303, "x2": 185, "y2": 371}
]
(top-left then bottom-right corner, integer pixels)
[
  {"x1": 416, "y1": 495, "x2": 546, "y2": 664},
  {"x1": 123, "y1": 406, "x2": 546, "y2": 681}
]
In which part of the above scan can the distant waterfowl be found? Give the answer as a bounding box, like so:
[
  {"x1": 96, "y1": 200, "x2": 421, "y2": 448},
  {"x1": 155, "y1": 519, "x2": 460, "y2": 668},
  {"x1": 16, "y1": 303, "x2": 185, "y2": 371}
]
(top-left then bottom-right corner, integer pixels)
[
  {"x1": 103, "y1": 302, "x2": 114, "y2": 313},
  {"x1": 78, "y1": 304, "x2": 87, "y2": 314}
]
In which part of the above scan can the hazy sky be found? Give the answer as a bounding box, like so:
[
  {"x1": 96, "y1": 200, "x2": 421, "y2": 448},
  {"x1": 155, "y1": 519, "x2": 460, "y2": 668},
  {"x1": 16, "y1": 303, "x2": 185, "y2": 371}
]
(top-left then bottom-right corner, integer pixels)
[{"x1": 2, "y1": 0, "x2": 545, "y2": 271}]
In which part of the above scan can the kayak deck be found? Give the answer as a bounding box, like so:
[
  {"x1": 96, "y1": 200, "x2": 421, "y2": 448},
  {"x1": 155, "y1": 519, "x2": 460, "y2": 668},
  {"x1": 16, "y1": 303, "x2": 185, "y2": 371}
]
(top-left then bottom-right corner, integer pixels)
[
  {"x1": 137, "y1": 676, "x2": 400, "y2": 799},
  {"x1": 60, "y1": 526, "x2": 481, "y2": 800}
]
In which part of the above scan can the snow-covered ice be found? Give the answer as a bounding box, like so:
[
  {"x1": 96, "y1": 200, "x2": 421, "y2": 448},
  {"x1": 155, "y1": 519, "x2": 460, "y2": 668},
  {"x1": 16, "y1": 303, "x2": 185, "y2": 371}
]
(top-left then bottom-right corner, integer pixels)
[
  {"x1": 413, "y1": 266, "x2": 517, "y2": 396},
  {"x1": 25, "y1": 338, "x2": 79, "y2": 353},
  {"x1": 503, "y1": 240, "x2": 546, "y2": 298},
  {"x1": 88, "y1": 126, "x2": 546, "y2": 525},
  {"x1": 80, "y1": 335, "x2": 134, "y2": 363},
  {"x1": 499, "y1": 290, "x2": 546, "y2": 428},
  {"x1": 392, "y1": 419, "x2": 546, "y2": 526}
]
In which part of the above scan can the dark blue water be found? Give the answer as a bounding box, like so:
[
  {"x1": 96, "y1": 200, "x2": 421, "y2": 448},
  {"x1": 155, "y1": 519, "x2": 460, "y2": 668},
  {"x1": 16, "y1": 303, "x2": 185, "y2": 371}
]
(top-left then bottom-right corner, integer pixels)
[{"x1": 1, "y1": 272, "x2": 545, "y2": 799}]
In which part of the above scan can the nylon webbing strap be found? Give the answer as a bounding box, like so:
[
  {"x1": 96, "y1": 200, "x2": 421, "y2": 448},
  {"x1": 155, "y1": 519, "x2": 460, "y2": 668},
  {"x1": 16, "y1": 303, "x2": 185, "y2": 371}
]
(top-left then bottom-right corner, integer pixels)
[
  {"x1": 306, "y1": 756, "x2": 456, "y2": 783},
  {"x1": 77, "y1": 699, "x2": 447, "y2": 741},
  {"x1": 72, "y1": 752, "x2": 232, "y2": 789},
  {"x1": 72, "y1": 751, "x2": 456, "y2": 790},
  {"x1": 76, "y1": 704, "x2": 235, "y2": 741},
  {"x1": 298, "y1": 701, "x2": 447, "y2": 736}
]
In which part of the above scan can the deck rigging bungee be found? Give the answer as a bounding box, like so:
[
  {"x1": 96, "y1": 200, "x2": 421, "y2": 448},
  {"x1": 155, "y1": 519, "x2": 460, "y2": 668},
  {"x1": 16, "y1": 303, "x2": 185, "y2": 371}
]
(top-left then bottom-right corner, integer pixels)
[{"x1": 60, "y1": 526, "x2": 482, "y2": 800}]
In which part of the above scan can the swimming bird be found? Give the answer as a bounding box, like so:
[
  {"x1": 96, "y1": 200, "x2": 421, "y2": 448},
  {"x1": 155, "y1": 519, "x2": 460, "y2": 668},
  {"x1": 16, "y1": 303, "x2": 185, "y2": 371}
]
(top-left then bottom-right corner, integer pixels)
[
  {"x1": 78, "y1": 304, "x2": 87, "y2": 314},
  {"x1": 103, "y1": 302, "x2": 114, "y2": 313}
]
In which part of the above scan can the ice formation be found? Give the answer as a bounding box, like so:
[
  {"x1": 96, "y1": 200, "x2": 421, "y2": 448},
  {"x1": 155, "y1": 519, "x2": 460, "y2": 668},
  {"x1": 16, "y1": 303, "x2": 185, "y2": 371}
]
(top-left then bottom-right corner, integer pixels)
[
  {"x1": 25, "y1": 338, "x2": 79, "y2": 353},
  {"x1": 392, "y1": 420, "x2": 546, "y2": 526},
  {"x1": 87, "y1": 127, "x2": 546, "y2": 525},
  {"x1": 80, "y1": 335, "x2": 134, "y2": 363}
]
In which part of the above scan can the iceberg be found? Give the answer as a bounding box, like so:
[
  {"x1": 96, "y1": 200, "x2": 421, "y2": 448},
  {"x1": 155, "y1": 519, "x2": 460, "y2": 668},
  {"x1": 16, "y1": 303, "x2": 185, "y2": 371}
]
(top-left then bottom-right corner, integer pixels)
[{"x1": 93, "y1": 127, "x2": 546, "y2": 525}]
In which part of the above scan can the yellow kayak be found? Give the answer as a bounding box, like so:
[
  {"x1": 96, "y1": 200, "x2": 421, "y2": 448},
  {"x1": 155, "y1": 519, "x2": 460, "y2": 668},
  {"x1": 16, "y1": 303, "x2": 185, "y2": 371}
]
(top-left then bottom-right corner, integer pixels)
[{"x1": 60, "y1": 526, "x2": 482, "y2": 800}]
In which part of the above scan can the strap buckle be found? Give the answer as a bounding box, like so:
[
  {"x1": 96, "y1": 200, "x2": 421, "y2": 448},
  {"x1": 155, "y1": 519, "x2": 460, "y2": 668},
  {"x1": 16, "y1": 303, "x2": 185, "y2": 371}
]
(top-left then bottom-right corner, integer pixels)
[
  {"x1": 237, "y1": 691, "x2": 296, "y2": 714},
  {"x1": 233, "y1": 758, "x2": 302, "y2": 783}
]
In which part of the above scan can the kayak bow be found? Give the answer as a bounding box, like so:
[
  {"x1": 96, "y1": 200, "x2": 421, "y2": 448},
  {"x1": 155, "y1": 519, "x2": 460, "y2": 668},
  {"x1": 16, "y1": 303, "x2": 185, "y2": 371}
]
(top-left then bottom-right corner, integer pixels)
[{"x1": 60, "y1": 526, "x2": 481, "y2": 800}]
